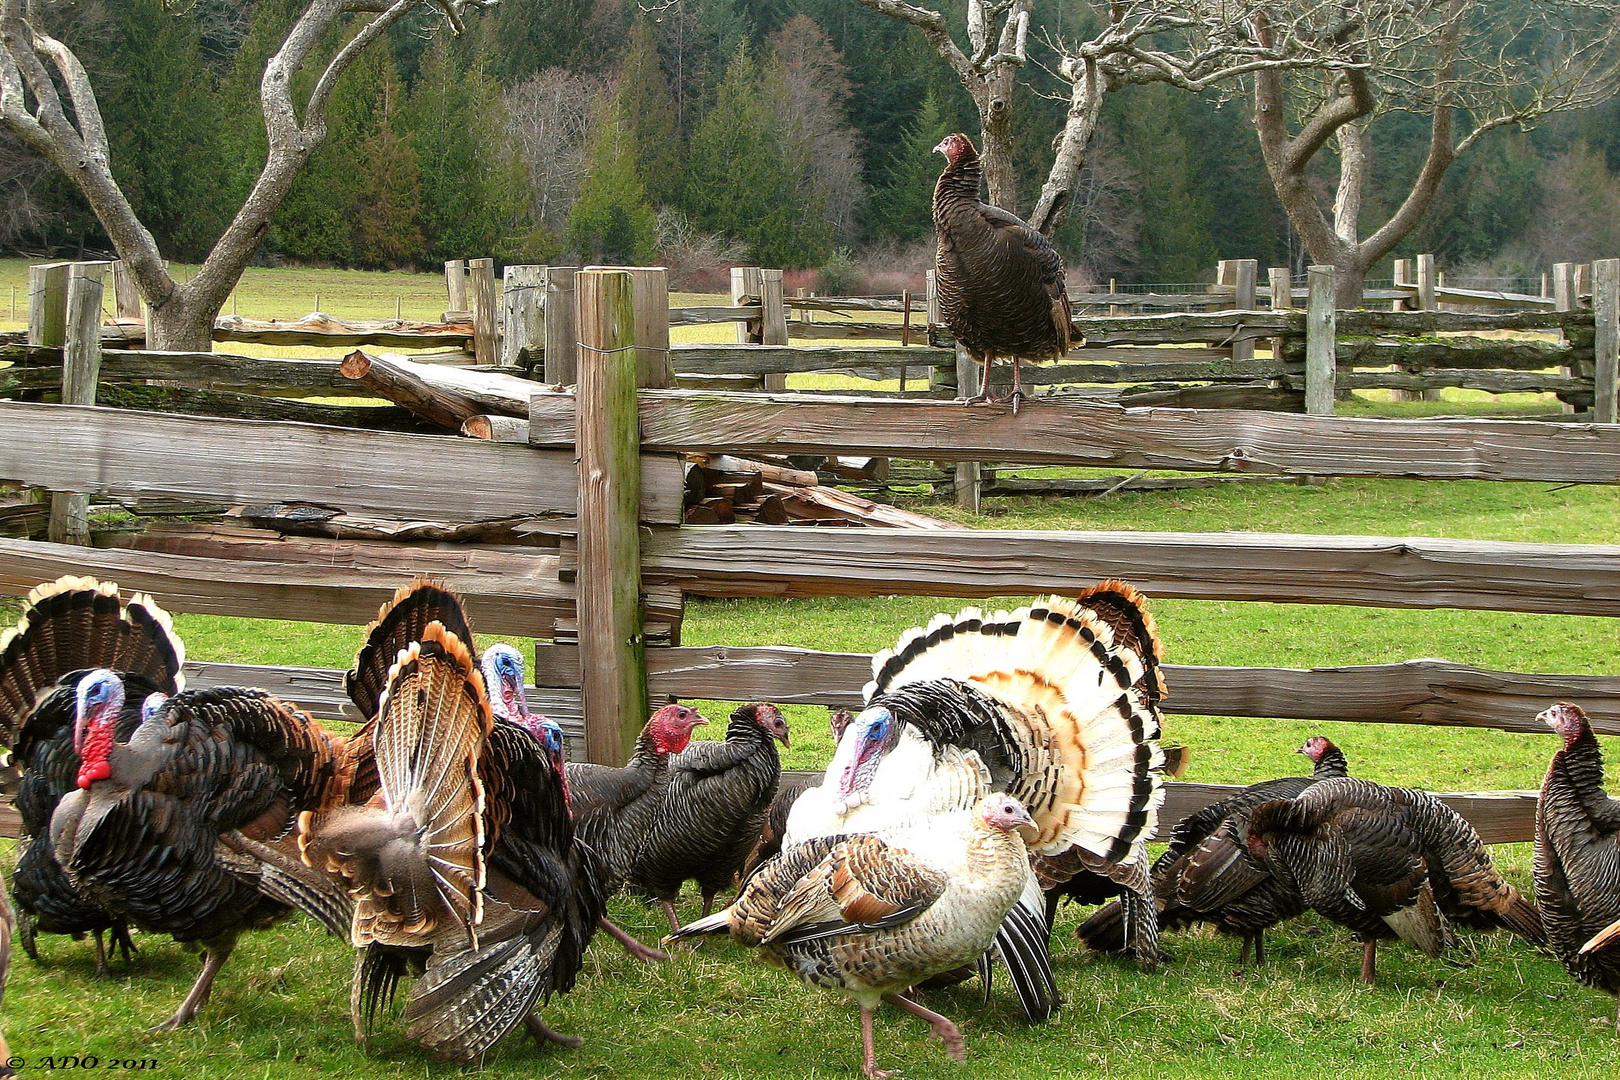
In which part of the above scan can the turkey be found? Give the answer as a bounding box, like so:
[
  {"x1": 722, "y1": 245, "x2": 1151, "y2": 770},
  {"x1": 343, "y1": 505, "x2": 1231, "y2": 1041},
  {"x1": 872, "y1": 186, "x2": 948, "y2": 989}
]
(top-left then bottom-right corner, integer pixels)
[
  {"x1": 631, "y1": 702, "x2": 789, "y2": 931},
  {"x1": 786, "y1": 584, "x2": 1167, "y2": 1018},
  {"x1": 1078, "y1": 735, "x2": 1349, "y2": 964},
  {"x1": 565, "y1": 701, "x2": 710, "y2": 958},
  {"x1": 302, "y1": 620, "x2": 607, "y2": 1061},
  {"x1": 1532, "y1": 702, "x2": 1620, "y2": 1029},
  {"x1": 49, "y1": 667, "x2": 354, "y2": 1028},
  {"x1": 1233, "y1": 778, "x2": 1543, "y2": 983},
  {"x1": 670, "y1": 793, "x2": 1038, "y2": 1079},
  {"x1": 744, "y1": 709, "x2": 855, "y2": 881},
  {"x1": 933, "y1": 131, "x2": 1071, "y2": 412},
  {"x1": 0, "y1": 576, "x2": 178, "y2": 976}
]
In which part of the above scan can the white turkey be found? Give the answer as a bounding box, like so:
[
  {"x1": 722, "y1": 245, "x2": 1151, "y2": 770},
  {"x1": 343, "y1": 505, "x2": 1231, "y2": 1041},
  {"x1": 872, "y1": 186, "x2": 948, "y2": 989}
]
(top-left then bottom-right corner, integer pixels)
[
  {"x1": 784, "y1": 582, "x2": 1168, "y2": 1018},
  {"x1": 671, "y1": 792, "x2": 1038, "y2": 1078}
]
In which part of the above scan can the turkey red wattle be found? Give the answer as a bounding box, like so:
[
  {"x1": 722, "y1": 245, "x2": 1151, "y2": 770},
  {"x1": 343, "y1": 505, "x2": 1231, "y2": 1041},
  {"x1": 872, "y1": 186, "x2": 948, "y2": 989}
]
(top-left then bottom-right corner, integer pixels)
[{"x1": 73, "y1": 670, "x2": 124, "y2": 789}]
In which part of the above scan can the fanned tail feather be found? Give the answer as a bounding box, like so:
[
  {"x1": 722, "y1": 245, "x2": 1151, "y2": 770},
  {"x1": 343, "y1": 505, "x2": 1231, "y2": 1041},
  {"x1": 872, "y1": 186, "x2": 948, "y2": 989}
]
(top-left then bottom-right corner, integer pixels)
[
  {"x1": 346, "y1": 580, "x2": 474, "y2": 721},
  {"x1": 306, "y1": 622, "x2": 490, "y2": 949},
  {"x1": 404, "y1": 927, "x2": 551, "y2": 1062},
  {"x1": 992, "y1": 901, "x2": 1058, "y2": 1022},
  {"x1": 0, "y1": 576, "x2": 184, "y2": 742}
]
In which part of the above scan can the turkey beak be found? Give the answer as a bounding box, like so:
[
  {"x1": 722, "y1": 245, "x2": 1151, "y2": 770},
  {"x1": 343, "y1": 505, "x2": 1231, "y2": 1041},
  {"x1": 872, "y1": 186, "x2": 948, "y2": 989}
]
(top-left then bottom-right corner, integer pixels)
[
  {"x1": 932, "y1": 138, "x2": 949, "y2": 156},
  {"x1": 1294, "y1": 743, "x2": 1308, "y2": 756},
  {"x1": 1011, "y1": 805, "x2": 1036, "y2": 832}
]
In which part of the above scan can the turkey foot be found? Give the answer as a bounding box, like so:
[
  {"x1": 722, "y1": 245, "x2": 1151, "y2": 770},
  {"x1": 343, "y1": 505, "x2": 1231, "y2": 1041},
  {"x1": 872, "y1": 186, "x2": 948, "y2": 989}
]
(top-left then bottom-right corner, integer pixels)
[
  {"x1": 884, "y1": 992, "x2": 966, "y2": 1062},
  {"x1": 525, "y1": 1013, "x2": 584, "y2": 1050},
  {"x1": 858, "y1": 1006, "x2": 892, "y2": 1080},
  {"x1": 1360, "y1": 939, "x2": 1377, "y2": 985},
  {"x1": 598, "y1": 916, "x2": 668, "y2": 963},
  {"x1": 154, "y1": 939, "x2": 235, "y2": 1030}
]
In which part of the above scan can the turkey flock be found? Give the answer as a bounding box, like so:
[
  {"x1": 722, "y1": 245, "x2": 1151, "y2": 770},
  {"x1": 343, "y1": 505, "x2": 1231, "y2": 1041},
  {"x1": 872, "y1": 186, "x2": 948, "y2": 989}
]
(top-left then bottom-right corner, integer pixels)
[{"x1": 1, "y1": 574, "x2": 1616, "y2": 1075}]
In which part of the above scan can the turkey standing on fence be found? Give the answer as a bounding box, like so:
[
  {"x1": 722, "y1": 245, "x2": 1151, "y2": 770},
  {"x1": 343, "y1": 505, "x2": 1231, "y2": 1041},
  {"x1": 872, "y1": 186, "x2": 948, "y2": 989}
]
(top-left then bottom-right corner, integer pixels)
[
  {"x1": 631, "y1": 702, "x2": 789, "y2": 932},
  {"x1": 565, "y1": 701, "x2": 709, "y2": 959},
  {"x1": 786, "y1": 584, "x2": 1167, "y2": 1019},
  {"x1": 0, "y1": 577, "x2": 174, "y2": 976},
  {"x1": 670, "y1": 793, "x2": 1039, "y2": 1079},
  {"x1": 1078, "y1": 735, "x2": 1349, "y2": 965},
  {"x1": 933, "y1": 132, "x2": 1071, "y2": 413},
  {"x1": 302, "y1": 620, "x2": 607, "y2": 1061},
  {"x1": 1532, "y1": 703, "x2": 1620, "y2": 1029},
  {"x1": 1228, "y1": 778, "x2": 1544, "y2": 983}
]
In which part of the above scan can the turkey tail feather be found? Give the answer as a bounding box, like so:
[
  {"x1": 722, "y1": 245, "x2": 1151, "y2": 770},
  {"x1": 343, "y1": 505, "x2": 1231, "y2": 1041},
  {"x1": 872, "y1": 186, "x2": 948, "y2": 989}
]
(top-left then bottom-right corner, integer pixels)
[
  {"x1": 346, "y1": 580, "x2": 473, "y2": 721},
  {"x1": 0, "y1": 576, "x2": 184, "y2": 741},
  {"x1": 404, "y1": 931, "x2": 547, "y2": 1062},
  {"x1": 993, "y1": 901, "x2": 1058, "y2": 1022},
  {"x1": 307, "y1": 622, "x2": 490, "y2": 949}
]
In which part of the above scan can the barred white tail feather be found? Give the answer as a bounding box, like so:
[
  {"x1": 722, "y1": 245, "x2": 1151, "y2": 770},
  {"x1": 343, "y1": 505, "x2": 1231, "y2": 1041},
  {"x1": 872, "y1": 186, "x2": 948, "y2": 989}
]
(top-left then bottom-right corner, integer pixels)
[
  {"x1": 863, "y1": 595, "x2": 1165, "y2": 864},
  {"x1": 361, "y1": 623, "x2": 491, "y2": 948}
]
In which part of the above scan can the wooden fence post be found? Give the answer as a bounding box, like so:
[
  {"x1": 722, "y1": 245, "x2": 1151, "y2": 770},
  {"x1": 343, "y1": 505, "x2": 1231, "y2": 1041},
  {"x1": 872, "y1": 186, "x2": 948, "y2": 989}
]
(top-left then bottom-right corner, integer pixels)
[
  {"x1": 1576, "y1": 264, "x2": 1591, "y2": 307},
  {"x1": 759, "y1": 269, "x2": 788, "y2": 390},
  {"x1": 47, "y1": 267, "x2": 105, "y2": 545},
  {"x1": 27, "y1": 262, "x2": 70, "y2": 346},
  {"x1": 1594, "y1": 259, "x2": 1619, "y2": 425},
  {"x1": 1553, "y1": 263, "x2": 1576, "y2": 311},
  {"x1": 501, "y1": 264, "x2": 545, "y2": 369},
  {"x1": 468, "y1": 257, "x2": 497, "y2": 365},
  {"x1": 630, "y1": 267, "x2": 673, "y2": 390},
  {"x1": 925, "y1": 268, "x2": 941, "y2": 349},
  {"x1": 1268, "y1": 266, "x2": 1291, "y2": 366},
  {"x1": 1416, "y1": 254, "x2": 1436, "y2": 312},
  {"x1": 732, "y1": 266, "x2": 764, "y2": 345},
  {"x1": 543, "y1": 266, "x2": 580, "y2": 385},
  {"x1": 1305, "y1": 265, "x2": 1337, "y2": 417},
  {"x1": 575, "y1": 268, "x2": 648, "y2": 765},
  {"x1": 954, "y1": 344, "x2": 982, "y2": 513},
  {"x1": 1389, "y1": 259, "x2": 1417, "y2": 401},
  {"x1": 1232, "y1": 259, "x2": 1257, "y2": 361},
  {"x1": 110, "y1": 260, "x2": 141, "y2": 321},
  {"x1": 444, "y1": 259, "x2": 468, "y2": 318}
]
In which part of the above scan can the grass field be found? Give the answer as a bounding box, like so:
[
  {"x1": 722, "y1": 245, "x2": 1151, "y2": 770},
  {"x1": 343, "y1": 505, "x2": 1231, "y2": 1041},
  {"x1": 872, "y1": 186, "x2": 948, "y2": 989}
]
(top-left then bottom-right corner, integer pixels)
[{"x1": 4, "y1": 261, "x2": 1619, "y2": 1078}]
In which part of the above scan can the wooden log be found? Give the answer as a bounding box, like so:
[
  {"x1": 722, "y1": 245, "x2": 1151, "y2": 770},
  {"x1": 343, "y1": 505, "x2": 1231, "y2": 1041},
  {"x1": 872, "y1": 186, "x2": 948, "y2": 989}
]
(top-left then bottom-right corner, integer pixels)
[
  {"x1": 575, "y1": 269, "x2": 648, "y2": 765},
  {"x1": 667, "y1": 304, "x2": 761, "y2": 325},
  {"x1": 501, "y1": 264, "x2": 545, "y2": 368},
  {"x1": 690, "y1": 453, "x2": 819, "y2": 487},
  {"x1": 672, "y1": 344, "x2": 947, "y2": 377},
  {"x1": 757, "y1": 481, "x2": 952, "y2": 529},
  {"x1": 1326, "y1": 337, "x2": 1579, "y2": 371},
  {"x1": 981, "y1": 473, "x2": 1302, "y2": 496},
  {"x1": 111, "y1": 260, "x2": 142, "y2": 321},
  {"x1": 1321, "y1": 369, "x2": 1590, "y2": 396},
  {"x1": 1337, "y1": 309, "x2": 1592, "y2": 334},
  {"x1": 926, "y1": 269, "x2": 941, "y2": 348},
  {"x1": 27, "y1": 349, "x2": 353, "y2": 398},
  {"x1": 226, "y1": 506, "x2": 537, "y2": 543},
  {"x1": 1554, "y1": 263, "x2": 1577, "y2": 312},
  {"x1": 1075, "y1": 311, "x2": 1299, "y2": 346},
  {"x1": 211, "y1": 313, "x2": 473, "y2": 350},
  {"x1": 528, "y1": 390, "x2": 1620, "y2": 483},
  {"x1": 1111, "y1": 383, "x2": 1304, "y2": 412},
  {"x1": 0, "y1": 400, "x2": 683, "y2": 524},
  {"x1": 733, "y1": 267, "x2": 764, "y2": 345},
  {"x1": 0, "y1": 535, "x2": 572, "y2": 636},
  {"x1": 0, "y1": 501, "x2": 47, "y2": 539},
  {"x1": 760, "y1": 270, "x2": 789, "y2": 347},
  {"x1": 1594, "y1": 259, "x2": 1619, "y2": 425},
  {"x1": 1432, "y1": 286, "x2": 1557, "y2": 310},
  {"x1": 92, "y1": 383, "x2": 441, "y2": 432},
  {"x1": 47, "y1": 271, "x2": 104, "y2": 546},
  {"x1": 468, "y1": 258, "x2": 497, "y2": 364},
  {"x1": 445, "y1": 259, "x2": 468, "y2": 315},
  {"x1": 1231, "y1": 260, "x2": 1258, "y2": 361},
  {"x1": 1304, "y1": 265, "x2": 1336, "y2": 416},
  {"x1": 544, "y1": 266, "x2": 579, "y2": 385},
  {"x1": 339, "y1": 348, "x2": 537, "y2": 430},
  {"x1": 27, "y1": 262, "x2": 69, "y2": 347},
  {"x1": 640, "y1": 525, "x2": 1620, "y2": 616},
  {"x1": 462, "y1": 414, "x2": 531, "y2": 442}
]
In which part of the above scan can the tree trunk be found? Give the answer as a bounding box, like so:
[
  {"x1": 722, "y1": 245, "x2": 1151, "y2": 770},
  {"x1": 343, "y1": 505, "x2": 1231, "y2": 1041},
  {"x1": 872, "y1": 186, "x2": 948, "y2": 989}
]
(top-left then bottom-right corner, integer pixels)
[
  {"x1": 976, "y1": 71, "x2": 1018, "y2": 212},
  {"x1": 1027, "y1": 58, "x2": 1105, "y2": 236},
  {"x1": 147, "y1": 292, "x2": 215, "y2": 353},
  {"x1": 1334, "y1": 260, "x2": 1370, "y2": 308}
]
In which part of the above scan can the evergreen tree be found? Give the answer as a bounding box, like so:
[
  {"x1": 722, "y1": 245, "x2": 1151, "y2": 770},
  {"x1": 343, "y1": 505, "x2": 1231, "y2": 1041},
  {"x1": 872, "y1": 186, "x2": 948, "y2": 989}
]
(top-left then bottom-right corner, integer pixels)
[
  {"x1": 619, "y1": 18, "x2": 683, "y2": 208},
  {"x1": 868, "y1": 91, "x2": 948, "y2": 242},
  {"x1": 566, "y1": 92, "x2": 659, "y2": 264},
  {"x1": 1116, "y1": 84, "x2": 1216, "y2": 280},
  {"x1": 685, "y1": 44, "x2": 829, "y2": 268},
  {"x1": 352, "y1": 65, "x2": 424, "y2": 268}
]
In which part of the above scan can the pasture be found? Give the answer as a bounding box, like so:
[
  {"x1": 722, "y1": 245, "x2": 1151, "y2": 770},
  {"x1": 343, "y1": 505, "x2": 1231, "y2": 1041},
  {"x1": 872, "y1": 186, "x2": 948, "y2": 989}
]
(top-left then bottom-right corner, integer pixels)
[{"x1": 3, "y1": 261, "x2": 1617, "y2": 1079}]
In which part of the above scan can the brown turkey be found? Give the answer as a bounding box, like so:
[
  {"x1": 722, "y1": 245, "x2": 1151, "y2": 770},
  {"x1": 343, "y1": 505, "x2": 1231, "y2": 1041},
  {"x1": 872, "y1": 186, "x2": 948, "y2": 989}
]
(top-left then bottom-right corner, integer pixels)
[
  {"x1": 0, "y1": 576, "x2": 175, "y2": 976},
  {"x1": 302, "y1": 619, "x2": 607, "y2": 1060},
  {"x1": 630, "y1": 702, "x2": 789, "y2": 931},
  {"x1": 933, "y1": 131, "x2": 1071, "y2": 413},
  {"x1": 1533, "y1": 702, "x2": 1620, "y2": 1029},
  {"x1": 1236, "y1": 778, "x2": 1543, "y2": 983},
  {"x1": 1078, "y1": 735, "x2": 1349, "y2": 965},
  {"x1": 564, "y1": 701, "x2": 710, "y2": 959}
]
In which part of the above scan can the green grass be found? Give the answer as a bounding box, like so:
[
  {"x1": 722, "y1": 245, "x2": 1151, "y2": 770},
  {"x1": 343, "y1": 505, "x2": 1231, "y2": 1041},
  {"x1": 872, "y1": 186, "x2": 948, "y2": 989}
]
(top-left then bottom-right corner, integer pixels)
[{"x1": 5, "y1": 260, "x2": 1619, "y2": 1076}]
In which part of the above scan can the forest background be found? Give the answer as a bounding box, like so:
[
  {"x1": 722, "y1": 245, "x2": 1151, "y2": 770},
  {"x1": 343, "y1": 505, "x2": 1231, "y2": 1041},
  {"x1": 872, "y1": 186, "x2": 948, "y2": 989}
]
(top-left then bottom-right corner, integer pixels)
[{"x1": 4, "y1": 0, "x2": 1618, "y2": 292}]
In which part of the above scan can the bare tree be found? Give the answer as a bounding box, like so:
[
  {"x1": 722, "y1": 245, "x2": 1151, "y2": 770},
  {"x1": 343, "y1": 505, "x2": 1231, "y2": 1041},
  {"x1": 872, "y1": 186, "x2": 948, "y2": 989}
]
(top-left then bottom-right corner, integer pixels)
[
  {"x1": 770, "y1": 15, "x2": 867, "y2": 243},
  {"x1": 1243, "y1": 0, "x2": 1620, "y2": 304},
  {"x1": 504, "y1": 67, "x2": 606, "y2": 234},
  {"x1": 0, "y1": 0, "x2": 490, "y2": 350}
]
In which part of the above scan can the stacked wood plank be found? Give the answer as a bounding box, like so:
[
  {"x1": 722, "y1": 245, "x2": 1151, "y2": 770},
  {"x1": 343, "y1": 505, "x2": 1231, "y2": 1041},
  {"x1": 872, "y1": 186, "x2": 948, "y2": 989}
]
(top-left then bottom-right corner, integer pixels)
[{"x1": 680, "y1": 452, "x2": 950, "y2": 528}]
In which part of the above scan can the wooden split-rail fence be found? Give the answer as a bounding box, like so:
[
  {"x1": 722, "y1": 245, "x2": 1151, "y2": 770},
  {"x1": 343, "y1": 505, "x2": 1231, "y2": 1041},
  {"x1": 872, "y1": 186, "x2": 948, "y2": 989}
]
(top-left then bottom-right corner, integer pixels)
[{"x1": 3, "y1": 263, "x2": 1619, "y2": 844}]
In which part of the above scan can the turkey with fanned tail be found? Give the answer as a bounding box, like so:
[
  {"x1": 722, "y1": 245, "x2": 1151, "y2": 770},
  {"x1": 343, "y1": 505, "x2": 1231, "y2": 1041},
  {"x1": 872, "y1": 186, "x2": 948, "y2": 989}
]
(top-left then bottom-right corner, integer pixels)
[{"x1": 783, "y1": 582, "x2": 1169, "y2": 1019}]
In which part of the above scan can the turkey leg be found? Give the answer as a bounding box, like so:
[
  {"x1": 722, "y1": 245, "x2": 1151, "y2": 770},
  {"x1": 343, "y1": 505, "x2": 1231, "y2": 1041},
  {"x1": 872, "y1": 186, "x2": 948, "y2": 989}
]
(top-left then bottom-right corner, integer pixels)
[
  {"x1": 525, "y1": 1012, "x2": 584, "y2": 1050},
  {"x1": 662, "y1": 900, "x2": 682, "y2": 935},
  {"x1": 1009, "y1": 358, "x2": 1025, "y2": 415},
  {"x1": 858, "y1": 1005, "x2": 891, "y2": 1080},
  {"x1": 883, "y1": 992, "x2": 966, "y2": 1062},
  {"x1": 963, "y1": 351, "x2": 995, "y2": 406},
  {"x1": 92, "y1": 928, "x2": 109, "y2": 978},
  {"x1": 597, "y1": 916, "x2": 669, "y2": 963},
  {"x1": 155, "y1": 934, "x2": 236, "y2": 1030},
  {"x1": 1360, "y1": 939, "x2": 1377, "y2": 985}
]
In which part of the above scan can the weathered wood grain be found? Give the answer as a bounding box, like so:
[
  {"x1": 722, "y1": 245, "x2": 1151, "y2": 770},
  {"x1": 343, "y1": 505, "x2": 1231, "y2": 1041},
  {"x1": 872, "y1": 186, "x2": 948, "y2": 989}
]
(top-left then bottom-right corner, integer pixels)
[
  {"x1": 212, "y1": 313, "x2": 473, "y2": 349},
  {"x1": 671, "y1": 344, "x2": 944, "y2": 376},
  {"x1": 92, "y1": 383, "x2": 441, "y2": 432},
  {"x1": 639, "y1": 525, "x2": 1620, "y2": 615},
  {"x1": 340, "y1": 348, "x2": 538, "y2": 427},
  {"x1": 1329, "y1": 336, "x2": 1580, "y2": 371},
  {"x1": 0, "y1": 536, "x2": 572, "y2": 636},
  {"x1": 0, "y1": 400, "x2": 614, "y2": 522},
  {"x1": 528, "y1": 390, "x2": 1620, "y2": 483},
  {"x1": 1321, "y1": 370, "x2": 1590, "y2": 396},
  {"x1": 1334, "y1": 309, "x2": 1593, "y2": 334},
  {"x1": 668, "y1": 304, "x2": 760, "y2": 325}
]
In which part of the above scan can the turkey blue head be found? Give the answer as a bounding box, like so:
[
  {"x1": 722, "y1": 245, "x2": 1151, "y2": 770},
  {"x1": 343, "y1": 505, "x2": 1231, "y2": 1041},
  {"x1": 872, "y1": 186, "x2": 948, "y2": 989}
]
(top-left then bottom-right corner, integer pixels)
[
  {"x1": 141, "y1": 692, "x2": 169, "y2": 723},
  {"x1": 830, "y1": 705, "x2": 904, "y2": 810},
  {"x1": 73, "y1": 669, "x2": 124, "y2": 788},
  {"x1": 480, "y1": 643, "x2": 529, "y2": 725},
  {"x1": 534, "y1": 716, "x2": 573, "y2": 814}
]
